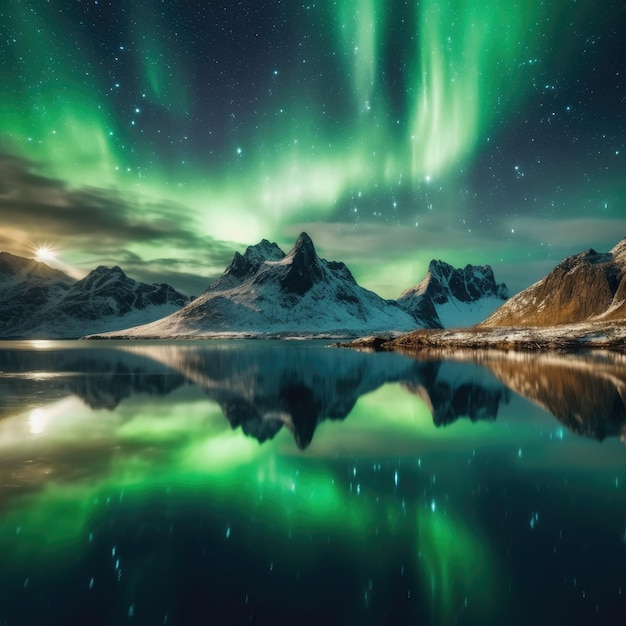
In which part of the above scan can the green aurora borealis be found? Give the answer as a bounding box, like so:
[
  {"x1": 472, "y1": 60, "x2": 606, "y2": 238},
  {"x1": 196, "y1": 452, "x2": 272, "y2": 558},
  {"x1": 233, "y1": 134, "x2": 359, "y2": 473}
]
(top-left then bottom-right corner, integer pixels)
[{"x1": 0, "y1": 0, "x2": 624, "y2": 296}]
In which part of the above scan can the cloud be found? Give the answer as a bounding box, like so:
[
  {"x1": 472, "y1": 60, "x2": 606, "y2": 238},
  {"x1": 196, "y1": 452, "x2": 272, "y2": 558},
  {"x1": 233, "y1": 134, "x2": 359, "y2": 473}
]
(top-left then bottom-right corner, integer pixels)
[
  {"x1": 284, "y1": 216, "x2": 513, "y2": 266},
  {"x1": 0, "y1": 154, "x2": 202, "y2": 247},
  {"x1": 508, "y1": 216, "x2": 626, "y2": 251},
  {"x1": 105, "y1": 256, "x2": 233, "y2": 298},
  {"x1": 284, "y1": 215, "x2": 626, "y2": 297},
  {"x1": 0, "y1": 153, "x2": 237, "y2": 294},
  {"x1": 3, "y1": 152, "x2": 622, "y2": 299}
]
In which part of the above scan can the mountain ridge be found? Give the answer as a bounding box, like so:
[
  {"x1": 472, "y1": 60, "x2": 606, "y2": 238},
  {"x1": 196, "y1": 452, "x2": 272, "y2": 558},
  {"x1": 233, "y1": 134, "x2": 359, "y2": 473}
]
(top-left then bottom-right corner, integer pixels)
[
  {"x1": 361, "y1": 236, "x2": 626, "y2": 354},
  {"x1": 481, "y1": 237, "x2": 626, "y2": 327},
  {"x1": 397, "y1": 259, "x2": 509, "y2": 328},
  {"x1": 91, "y1": 232, "x2": 420, "y2": 338},
  {"x1": 0, "y1": 254, "x2": 189, "y2": 338},
  {"x1": 1, "y1": 235, "x2": 513, "y2": 339}
]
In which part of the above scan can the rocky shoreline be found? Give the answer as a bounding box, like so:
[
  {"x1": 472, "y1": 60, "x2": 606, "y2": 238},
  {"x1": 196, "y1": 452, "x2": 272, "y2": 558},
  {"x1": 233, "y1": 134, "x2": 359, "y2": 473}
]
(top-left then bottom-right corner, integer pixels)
[{"x1": 340, "y1": 322, "x2": 626, "y2": 354}]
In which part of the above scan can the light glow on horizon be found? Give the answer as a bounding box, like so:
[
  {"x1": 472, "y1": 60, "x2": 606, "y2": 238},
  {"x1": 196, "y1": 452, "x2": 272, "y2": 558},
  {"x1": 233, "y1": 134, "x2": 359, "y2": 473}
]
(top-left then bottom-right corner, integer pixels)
[
  {"x1": 0, "y1": 0, "x2": 622, "y2": 298},
  {"x1": 35, "y1": 245, "x2": 56, "y2": 263}
]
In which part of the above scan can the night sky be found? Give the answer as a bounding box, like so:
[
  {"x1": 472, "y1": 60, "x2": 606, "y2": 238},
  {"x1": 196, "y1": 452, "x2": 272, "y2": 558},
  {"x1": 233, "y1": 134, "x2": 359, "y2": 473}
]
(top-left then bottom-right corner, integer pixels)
[{"x1": 0, "y1": 0, "x2": 624, "y2": 298}]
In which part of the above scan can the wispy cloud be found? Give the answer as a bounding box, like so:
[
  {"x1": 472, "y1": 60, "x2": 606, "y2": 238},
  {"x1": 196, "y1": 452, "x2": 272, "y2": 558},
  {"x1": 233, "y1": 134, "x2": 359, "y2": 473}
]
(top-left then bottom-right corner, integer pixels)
[{"x1": 0, "y1": 154, "x2": 237, "y2": 294}]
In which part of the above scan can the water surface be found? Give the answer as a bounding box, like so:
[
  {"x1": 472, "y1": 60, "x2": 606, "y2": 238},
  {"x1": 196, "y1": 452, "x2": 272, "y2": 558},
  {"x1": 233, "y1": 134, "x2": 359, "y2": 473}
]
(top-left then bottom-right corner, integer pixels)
[{"x1": 1, "y1": 340, "x2": 625, "y2": 625}]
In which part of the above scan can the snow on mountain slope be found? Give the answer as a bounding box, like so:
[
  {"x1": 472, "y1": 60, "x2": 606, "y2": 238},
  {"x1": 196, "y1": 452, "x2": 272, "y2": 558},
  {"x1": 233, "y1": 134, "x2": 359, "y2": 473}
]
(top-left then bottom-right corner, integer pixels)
[
  {"x1": 0, "y1": 251, "x2": 72, "y2": 286},
  {"x1": 92, "y1": 232, "x2": 420, "y2": 339},
  {"x1": 482, "y1": 237, "x2": 626, "y2": 327},
  {"x1": 0, "y1": 252, "x2": 74, "y2": 335},
  {"x1": 0, "y1": 257, "x2": 189, "y2": 338},
  {"x1": 58, "y1": 265, "x2": 188, "y2": 319},
  {"x1": 397, "y1": 259, "x2": 509, "y2": 328},
  {"x1": 435, "y1": 296, "x2": 514, "y2": 329}
]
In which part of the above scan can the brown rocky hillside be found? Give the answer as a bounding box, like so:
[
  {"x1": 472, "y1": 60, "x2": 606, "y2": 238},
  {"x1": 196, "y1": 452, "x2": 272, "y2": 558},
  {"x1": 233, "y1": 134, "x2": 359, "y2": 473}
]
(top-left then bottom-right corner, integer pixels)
[{"x1": 481, "y1": 237, "x2": 626, "y2": 327}]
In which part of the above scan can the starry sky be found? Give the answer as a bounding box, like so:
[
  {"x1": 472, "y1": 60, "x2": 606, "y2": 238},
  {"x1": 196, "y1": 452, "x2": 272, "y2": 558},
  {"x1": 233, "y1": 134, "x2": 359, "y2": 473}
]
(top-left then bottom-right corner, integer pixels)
[{"x1": 0, "y1": 0, "x2": 624, "y2": 298}]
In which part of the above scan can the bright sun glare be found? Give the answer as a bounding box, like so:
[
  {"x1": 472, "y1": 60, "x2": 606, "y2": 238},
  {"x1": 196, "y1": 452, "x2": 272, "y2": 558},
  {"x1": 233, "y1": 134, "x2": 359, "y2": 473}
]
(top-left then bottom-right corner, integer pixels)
[{"x1": 35, "y1": 246, "x2": 56, "y2": 262}]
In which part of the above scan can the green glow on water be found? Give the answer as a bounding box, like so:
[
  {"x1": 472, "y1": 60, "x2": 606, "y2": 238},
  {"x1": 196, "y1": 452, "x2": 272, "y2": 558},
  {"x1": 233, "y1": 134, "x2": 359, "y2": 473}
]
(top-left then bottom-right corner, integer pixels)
[
  {"x1": 0, "y1": 486, "x2": 95, "y2": 556},
  {"x1": 2, "y1": 343, "x2": 626, "y2": 624},
  {"x1": 417, "y1": 506, "x2": 495, "y2": 620}
]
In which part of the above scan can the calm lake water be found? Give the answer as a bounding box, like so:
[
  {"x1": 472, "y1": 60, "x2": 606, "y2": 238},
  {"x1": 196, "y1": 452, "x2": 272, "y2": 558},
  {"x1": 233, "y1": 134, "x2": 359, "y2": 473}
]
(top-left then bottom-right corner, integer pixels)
[{"x1": 1, "y1": 340, "x2": 625, "y2": 625}]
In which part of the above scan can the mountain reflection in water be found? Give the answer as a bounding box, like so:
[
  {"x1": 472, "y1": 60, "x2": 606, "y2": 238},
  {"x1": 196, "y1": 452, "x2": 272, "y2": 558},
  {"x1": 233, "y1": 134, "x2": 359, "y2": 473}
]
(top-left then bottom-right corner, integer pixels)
[
  {"x1": 1, "y1": 341, "x2": 626, "y2": 626},
  {"x1": 2, "y1": 341, "x2": 625, "y2": 447},
  {"x1": 474, "y1": 351, "x2": 626, "y2": 443}
]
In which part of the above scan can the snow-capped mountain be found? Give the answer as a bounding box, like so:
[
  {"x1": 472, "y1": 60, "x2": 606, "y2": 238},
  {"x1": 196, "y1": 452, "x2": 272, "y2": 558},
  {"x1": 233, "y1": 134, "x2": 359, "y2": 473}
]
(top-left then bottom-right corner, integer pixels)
[
  {"x1": 482, "y1": 237, "x2": 626, "y2": 327},
  {"x1": 92, "y1": 232, "x2": 420, "y2": 339},
  {"x1": 397, "y1": 259, "x2": 509, "y2": 328},
  {"x1": 0, "y1": 255, "x2": 189, "y2": 338},
  {"x1": 0, "y1": 251, "x2": 73, "y2": 287},
  {"x1": 0, "y1": 252, "x2": 75, "y2": 333}
]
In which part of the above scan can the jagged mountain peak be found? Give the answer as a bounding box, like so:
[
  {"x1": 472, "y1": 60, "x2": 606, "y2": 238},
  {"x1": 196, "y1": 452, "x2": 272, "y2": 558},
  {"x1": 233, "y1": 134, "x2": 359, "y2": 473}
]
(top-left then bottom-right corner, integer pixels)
[
  {"x1": 289, "y1": 231, "x2": 316, "y2": 256},
  {"x1": 212, "y1": 238, "x2": 285, "y2": 290},
  {"x1": 90, "y1": 265, "x2": 127, "y2": 277},
  {"x1": 424, "y1": 260, "x2": 508, "y2": 304},
  {"x1": 94, "y1": 264, "x2": 125, "y2": 274},
  {"x1": 277, "y1": 232, "x2": 325, "y2": 295},
  {"x1": 54, "y1": 263, "x2": 189, "y2": 330},
  {"x1": 74, "y1": 265, "x2": 132, "y2": 292},
  {"x1": 423, "y1": 259, "x2": 457, "y2": 275},
  {"x1": 224, "y1": 231, "x2": 327, "y2": 297},
  {"x1": 556, "y1": 248, "x2": 612, "y2": 272},
  {"x1": 93, "y1": 233, "x2": 419, "y2": 338},
  {"x1": 0, "y1": 251, "x2": 189, "y2": 338},
  {"x1": 397, "y1": 259, "x2": 509, "y2": 328},
  {"x1": 243, "y1": 238, "x2": 285, "y2": 266}
]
